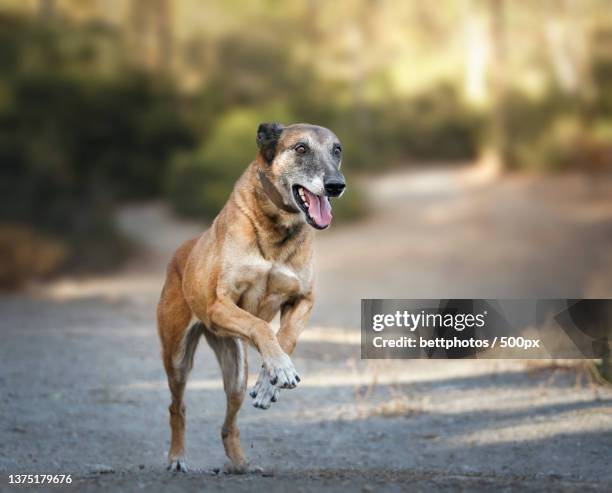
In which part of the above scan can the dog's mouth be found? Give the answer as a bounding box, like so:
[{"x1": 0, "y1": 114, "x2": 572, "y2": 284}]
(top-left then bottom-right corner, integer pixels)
[{"x1": 292, "y1": 185, "x2": 332, "y2": 230}]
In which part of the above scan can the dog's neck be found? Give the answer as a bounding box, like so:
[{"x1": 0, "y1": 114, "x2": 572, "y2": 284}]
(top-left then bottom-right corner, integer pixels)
[
  {"x1": 237, "y1": 163, "x2": 309, "y2": 250},
  {"x1": 257, "y1": 169, "x2": 299, "y2": 214}
]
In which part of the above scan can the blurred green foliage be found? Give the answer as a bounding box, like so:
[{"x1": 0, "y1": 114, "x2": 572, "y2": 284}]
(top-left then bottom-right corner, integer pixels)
[
  {"x1": 502, "y1": 60, "x2": 612, "y2": 172},
  {"x1": 0, "y1": 13, "x2": 196, "y2": 273},
  {"x1": 167, "y1": 108, "x2": 265, "y2": 218},
  {"x1": 166, "y1": 105, "x2": 366, "y2": 222}
]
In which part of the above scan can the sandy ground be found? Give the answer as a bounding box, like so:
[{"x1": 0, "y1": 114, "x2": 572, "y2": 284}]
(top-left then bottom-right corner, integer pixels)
[{"x1": 1, "y1": 166, "x2": 612, "y2": 492}]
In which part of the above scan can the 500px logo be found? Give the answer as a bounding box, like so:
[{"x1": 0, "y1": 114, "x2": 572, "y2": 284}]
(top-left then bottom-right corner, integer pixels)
[{"x1": 371, "y1": 310, "x2": 487, "y2": 332}]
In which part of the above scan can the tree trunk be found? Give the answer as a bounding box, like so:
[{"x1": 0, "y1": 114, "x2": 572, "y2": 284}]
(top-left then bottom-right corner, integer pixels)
[
  {"x1": 155, "y1": 0, "x2": 173, "y2": 74},
  {"x1": 38, "y1": 0, "x2": 56, "y2": 22},
  {"x1": 488, "y1": 0, "x2": 510, "y2": 168},
  {"x1": 543, "y1": 0, "x2": 592, "y2": 96},
  {"x1": 464, "y1": 0, "x2": 489, "y2": 105},
  {"x1": 128, "y1": 0, "x2": 173, "y2": 74}
]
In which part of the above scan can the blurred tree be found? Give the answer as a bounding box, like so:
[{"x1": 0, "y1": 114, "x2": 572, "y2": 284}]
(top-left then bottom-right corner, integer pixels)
[
  {"x1": 37, "y1": 0, "x2": 56, "y2": 21},
  {"x1": 488, "y1": 0, "x2": 510, "y2": 169},
  {"x1": 128, "y1": 0, "x2": 173, "y2": 73},
  {"x1": 464, "y1": 0, "x2": 489, "y2": 105},
  {"x1": 543, "y1": 0, "x2": 591, "y2": 96}
]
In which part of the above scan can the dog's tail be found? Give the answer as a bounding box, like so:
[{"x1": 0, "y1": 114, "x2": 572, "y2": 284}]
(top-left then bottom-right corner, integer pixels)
[
  {"x1": 172, "y1": 321, "x2": 204, "y2": 378},
  {"x1": 203, "y1": 327, "x2": 247, "y2": 393}
]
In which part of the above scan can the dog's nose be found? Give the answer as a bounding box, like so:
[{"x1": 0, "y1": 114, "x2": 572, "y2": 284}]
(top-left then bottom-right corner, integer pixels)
[{"x1": 324, "y1": 177, "x2": 346, "y2": 197}]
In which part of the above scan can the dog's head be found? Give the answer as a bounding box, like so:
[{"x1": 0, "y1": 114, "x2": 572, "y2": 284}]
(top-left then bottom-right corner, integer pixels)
[{"x1": 256, "y1": 122, "x2": 345, "y2": 230}]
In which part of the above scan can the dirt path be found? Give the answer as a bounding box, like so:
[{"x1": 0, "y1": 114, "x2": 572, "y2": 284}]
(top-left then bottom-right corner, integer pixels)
[{"x1": 1, "y1": 167, "x2": 611, "y2": 491}]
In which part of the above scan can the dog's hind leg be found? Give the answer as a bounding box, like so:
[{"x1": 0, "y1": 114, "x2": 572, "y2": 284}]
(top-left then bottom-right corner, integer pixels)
[
  {"x1": 165, "y1": 321, "x2": 202, "y2": 472},
  {"x1": 203, "y1": 330, "x2": 249, "y2": 473},
  {"x1": 158, "y1": 265, "x2": 201, "y2": 473}
]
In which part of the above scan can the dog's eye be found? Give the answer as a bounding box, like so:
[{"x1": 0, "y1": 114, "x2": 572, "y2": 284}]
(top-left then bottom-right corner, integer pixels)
[
  {"x1": 333, "y1": 145, "x2": 342, "y2": 158},
  {"x1": 294, "y1": 144, "x2": 307, "y2": 155}
]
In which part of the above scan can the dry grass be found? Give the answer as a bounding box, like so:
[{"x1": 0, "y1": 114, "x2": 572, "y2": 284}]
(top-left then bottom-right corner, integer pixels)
[
  {"x1": 524, "y1": 360, "x2": 612, "y2": 398},
  {"x1": 344, "y1": 360, "x2": 424, "y2": 420},
  {"x1": 0, "y1": 225, "x2": 66, "y2": 289}
]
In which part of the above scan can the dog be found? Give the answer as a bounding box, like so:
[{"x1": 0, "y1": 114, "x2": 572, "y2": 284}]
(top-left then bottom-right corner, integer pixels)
[{"x1": 157, "y1": 122, "x2": 345, "y2": 473}]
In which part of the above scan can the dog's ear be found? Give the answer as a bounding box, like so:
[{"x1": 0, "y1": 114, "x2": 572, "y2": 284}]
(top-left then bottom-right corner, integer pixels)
[{"x1": 256, "y1": 122, "x2": 284, "y2": 164}]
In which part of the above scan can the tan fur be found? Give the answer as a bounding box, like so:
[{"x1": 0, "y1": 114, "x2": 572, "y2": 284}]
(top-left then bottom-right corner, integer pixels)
[{"x1": 157, "y1": 143, "x2": 317, "y2": 472}]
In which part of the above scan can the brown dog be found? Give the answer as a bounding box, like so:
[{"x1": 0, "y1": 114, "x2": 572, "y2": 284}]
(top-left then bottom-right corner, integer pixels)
[{"x1": 157, "y1": 123, "x2": 345, "y2": 473}]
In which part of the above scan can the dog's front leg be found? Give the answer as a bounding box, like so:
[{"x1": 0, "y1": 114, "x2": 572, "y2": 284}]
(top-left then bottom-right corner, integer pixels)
[
  {"x1": 277, "y1": 294, "x2": 314, "y2": 355},
  {"x1": 251, "y1": 295, "x2": 313, "y2": 409},
  {"x1": 207, "y1": 294, "x2": 300, "y2": 389}
]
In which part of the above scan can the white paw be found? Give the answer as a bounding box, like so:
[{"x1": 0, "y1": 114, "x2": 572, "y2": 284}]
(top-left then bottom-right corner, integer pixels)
[
  {"x1": 167, "y1": 458, "x2": 188, "y2": 473},
  {"x1": 262, "y1": 353, "x2": 300, "y2": 389},
  {"x1": 250, "y1": 368, "x2": 280, "y2": 409}
]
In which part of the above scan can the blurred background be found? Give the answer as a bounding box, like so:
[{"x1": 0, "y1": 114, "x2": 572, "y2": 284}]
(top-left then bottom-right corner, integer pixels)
[
  {"x1": 1, "y1": 0, "x2": 612, "y2": 287},
  {"x1": 1, "y1": 2, "x2": 612, "y2": 488}
]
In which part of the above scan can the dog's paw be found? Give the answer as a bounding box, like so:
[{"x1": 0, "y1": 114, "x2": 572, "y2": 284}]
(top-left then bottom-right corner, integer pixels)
[
  {"x1": 223, "y1": 461, "x2": 263, "y2": 475},
  {"x1": 167, "y1": 458, "x2": 188, "y2": 473},
  {"x1": 250, "y1": 372, "x2": 280, "y2": 410},
  {"x1": 261, "y1": 353, "x2": 301, "y2": 389}
]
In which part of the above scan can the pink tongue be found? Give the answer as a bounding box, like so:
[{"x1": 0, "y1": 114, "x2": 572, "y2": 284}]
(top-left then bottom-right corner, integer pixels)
[{"x1": 304, "y1": 189, "x2": 332, "y2": 228}]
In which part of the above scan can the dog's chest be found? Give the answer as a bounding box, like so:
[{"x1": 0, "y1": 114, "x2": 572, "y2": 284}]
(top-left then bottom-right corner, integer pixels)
[{"x1": 238, "y1": 257, "x2": 304, "y2": 320}]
